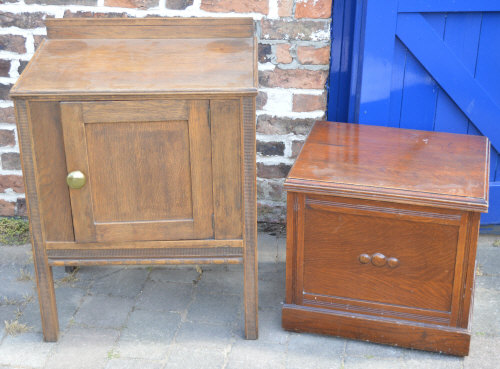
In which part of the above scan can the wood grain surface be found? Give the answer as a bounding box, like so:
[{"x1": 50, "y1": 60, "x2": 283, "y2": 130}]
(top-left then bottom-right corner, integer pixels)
[
  {"x1": 12, "y1": 17, "x2": 258, "y2": 342},
  {"x1": 285, "y1": 121, "x2": 489, "y2": 211},
  {"x1": 11, "y1": 38, "x2": 256, "y2": 97},
  {"x1": 283, "y1": 121, "x2": 488, "y2": 355}
]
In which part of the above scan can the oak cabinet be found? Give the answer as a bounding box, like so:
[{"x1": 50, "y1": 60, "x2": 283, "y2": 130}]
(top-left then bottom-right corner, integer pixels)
[
  {"x1": 283, "y1": 121, "x2": 489, "y2": 356},
  {"x1": 11, "y1": 18, "x2": 258, "y2": 341}
]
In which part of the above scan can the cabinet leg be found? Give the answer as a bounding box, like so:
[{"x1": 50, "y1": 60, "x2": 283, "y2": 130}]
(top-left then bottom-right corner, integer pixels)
[
  {"x1": 33, "y1": 261, "x2": 59, "y2": 341},
  {"x1": 243, "y1": 237, "x2": 258, "y2": 339},
  {"x1": 15, "y1": 101, "x2": 59, "y2": 342}
]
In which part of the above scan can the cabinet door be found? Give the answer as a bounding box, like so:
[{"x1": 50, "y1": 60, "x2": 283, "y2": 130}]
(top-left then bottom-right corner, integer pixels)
[{"x1": 60, "y1": 100, "x2": 213, "y2": 243}]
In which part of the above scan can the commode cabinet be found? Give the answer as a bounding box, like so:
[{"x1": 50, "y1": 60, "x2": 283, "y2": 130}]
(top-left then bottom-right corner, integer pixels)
[
  {"x1": 283, "y1": 121, "x2": 489, "y2": 355},
  {"x1": 10, "y1": 18, "x2": 258, "y2": 341}
]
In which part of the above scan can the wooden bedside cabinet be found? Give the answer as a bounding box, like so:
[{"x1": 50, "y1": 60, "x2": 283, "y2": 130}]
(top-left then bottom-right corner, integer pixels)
[
  {"x1": 282, "y1": 121, "x2": 489, "y2": 356},
  {"x1": 10, "y1": 18, "x2": 258, "y2": 341}
]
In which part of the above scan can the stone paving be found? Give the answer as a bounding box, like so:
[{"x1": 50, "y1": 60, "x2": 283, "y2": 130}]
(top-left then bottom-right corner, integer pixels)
[{"x1": 0, "y1": 230, "x2": 498, "y2": 369}]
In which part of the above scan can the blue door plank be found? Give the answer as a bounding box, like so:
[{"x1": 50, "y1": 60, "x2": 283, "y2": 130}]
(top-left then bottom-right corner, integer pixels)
[
  {"x1": 481, "y1": 183, "x2": 500, "y2": 224},
  {"x1": 388, "y1": 38, "x2": 407, "y2": 127},
  {"x1": 475, "y1": 14, "x2": 500, "y2": 104},
  {"x1": 399, "y1": 0, "x2": 500, "y2": 13},
  {"x1": 356, "y1": 0, "x2": 399, "y2": 125},
  {"x1": 398, "y1": 14, "x2": 445, "y2": 131},
  {"x1": 396, "y1": 12, "x2": 500, "y2": 152},
  {"x1": 327, "y1": 0, "x2": 346, "y2": 121},
  {"x1": 491, "y1": 148, "x2": 499, "y2": 182},
  {"x1": 434, "y1": 13, "x2": 482, "y2": 134},
  {"x1": 473, "y1": 13, "x2": 500, "y2": 181}
]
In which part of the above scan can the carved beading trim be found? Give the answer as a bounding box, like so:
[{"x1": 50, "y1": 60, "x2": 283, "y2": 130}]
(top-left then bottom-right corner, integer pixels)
[{"x1": 306, "y1": 198, "x2": 462, "y2": 221}]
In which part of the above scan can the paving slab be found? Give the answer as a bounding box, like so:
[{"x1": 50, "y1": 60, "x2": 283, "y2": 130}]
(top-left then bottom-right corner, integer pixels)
[
  {"x1": 470, "y1": 287, "x2": 500, "y2": 336},
  {"x1": 255, "y1": 307, "x2": 289, "y2": 345},
  {"x1": 74, "y1": 295, "x2": 134, "y2": 329},
  {"x1": 105, "y1": 358, "x2": 164, "y2": 369},
  {"x1": 135, "y1": 281, "x2": 193, "y2": 313},
  {"x1": 226, "y1": 340, "x2": 287, "y2": 369},
  {"x1": 0, "y1": 333, "x2": 55, "y2": 368},
  {"x1": 464, "y1": 334, "x2": 500, "y2": 369},
  {"x1": 186, "y1": 291, "x2": 241, "y2": 325},
  {"x1": 175, "y1": 321, "x2": 234, "y2": 351},
  {"x1": 91, "y1": 267, "x2": 149, "y2": 299},
  {"x1": 286, "y1": 332, "x2": 344, "y2": 369},
  {"x1": 116, "y1": 309, "x2": 180, "y2": 360},
  {"x1": 44, "y1": 327, "x2": 119, "y2": 369},
  {"x1": 343, "y1": 357, "x2": 404, "y2": 369},
  {"x1": 164, "y1": 345, "x2": 227, "y2": 369},
  {"x1": 0, "y1": 232, "x2": 498, "y2": 369},
  {"x1": 149, "y1": 265, "x2": 200, "y2": 284}
]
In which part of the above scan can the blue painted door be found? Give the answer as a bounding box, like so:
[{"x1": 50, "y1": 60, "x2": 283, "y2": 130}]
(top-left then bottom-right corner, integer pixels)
[{"x1": 349, "y1": 0, "x2": 500, "y2": 224}]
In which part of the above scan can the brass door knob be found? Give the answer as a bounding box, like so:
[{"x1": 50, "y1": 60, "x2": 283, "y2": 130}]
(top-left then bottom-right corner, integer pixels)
[{"x1": 66, "y1": 171, "x2": 86, "y2": 189}]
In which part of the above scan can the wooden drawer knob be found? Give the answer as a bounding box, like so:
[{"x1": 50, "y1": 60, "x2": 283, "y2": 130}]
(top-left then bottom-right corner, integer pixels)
[
  {"x1": 371, "y1": 253, "x2": 386, "y2": 267},
  {"x1": 358, "y1": 253, "x2": 371, "y2": 264},
  {"x1": 387, "y1": 257, "x2": 400, "y2": 268}
]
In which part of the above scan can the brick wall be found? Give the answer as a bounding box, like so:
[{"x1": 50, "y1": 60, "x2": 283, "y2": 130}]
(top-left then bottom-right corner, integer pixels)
[{"x1": 0, "y1": 0, "x2": 332, "y2": 223}]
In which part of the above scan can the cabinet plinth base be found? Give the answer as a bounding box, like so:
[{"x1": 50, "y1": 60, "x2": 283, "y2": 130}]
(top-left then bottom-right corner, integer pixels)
[{"x1": 282, "y1": 304, "x2": 471, "y2": 356}]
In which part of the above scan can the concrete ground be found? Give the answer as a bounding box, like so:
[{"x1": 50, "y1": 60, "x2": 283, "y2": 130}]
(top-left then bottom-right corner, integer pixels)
[{"x1": 0, "y1": 229, "x2": 498, "y2": 369}]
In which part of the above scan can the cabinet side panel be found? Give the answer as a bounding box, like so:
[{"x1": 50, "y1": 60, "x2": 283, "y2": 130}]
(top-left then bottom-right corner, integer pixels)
[
  {"x1": 242, "y1": 96, "x2": 258, "y2": 339},
  {"x1": 29, "y1": 101, "x2": 74, "y2": 242},
  {"x1": 15, "y1": 100, "x2": 59, "y2": 341},
  {"x1": 458, "y1": 212, "x2": 481, "y2": 328},
  {"x1": 211, "y1": 99, "x2": 243, "y2": 239}
]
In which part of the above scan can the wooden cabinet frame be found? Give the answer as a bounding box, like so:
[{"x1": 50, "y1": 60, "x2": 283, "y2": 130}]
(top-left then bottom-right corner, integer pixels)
[{"x1": 11, "y1": 18, "x2": 258, "y2": 341}]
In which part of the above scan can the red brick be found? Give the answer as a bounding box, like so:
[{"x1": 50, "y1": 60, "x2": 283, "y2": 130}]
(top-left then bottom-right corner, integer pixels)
[
  {"x1": 0, "y1": 35, "x2": 26, "y2": 54},
  {"x1": 201, "y1": 0, "x2": 268, "y2": 14},
  {"x1": 63, "y1": 10, "x2": 129, "y2": 18},
  {"x1": 269, "y1": 180, "x2": 285, "y2": 201},
  {"x1": 297, "y1": 45, "x2": 330, "y2": 65},
  {"x1": 0, "y1": 199, "x2": 15, "y2": 216},
  {"x1": 256, "y1": 90, "x2": 268, "y2": 110},
  {"x1": 261, "y1": 19, "x2": 330, "y2": 41},
  {"x1": 295, "y1": 0, "x2": 332, "y2": 19},
  {"x1": 26, "y1": 0, "x2": 96, "y2": 4},
  {"x1": 257, "y1": 202, "x2": 286, "y2": 223},
  {"x1": 291, "y1": 140, "x2": 305, "y2": 158},
  {"x1": 259, "y1": 68, "x2": 328, "y2": 89},
  {"x1": 276, "y1": 43, "x2": 292, "y2": 64},
  {"x1": 257, "y1": 141, "x2": 285, "y2": 156},
  {"x1": 0, "y1": 130, "x2": 15, "y2": 147},
  {"x1": 258, "y1": 43, "x2": 272, "y2": 63},
  {"x1": 0, "y1": 175, "x2": 24, "y2": 193},
  {"x1": 0, "y1": 84, "x2": 13, "y2": 100},
  {"x1": 104, "y1": 0, "x2": 158, "y2": 8},
  {"x1": 0, "y1": 107, "x2": 15, "y2": 123},
  {"x1": 0, "y1": 60, "x2": 10, "y2": 77},
  {"x1": 278, "y1": 0, "x2": 294, "y2": 17},
  {"x1": 2, "y1": 152, "x2": 20, "y2": 170},
  {"x1": 165, "y1": 0, "x2": 193, "y2": 9},
  {"x1": 0, "y1": 12, "x2": 46, "y2": 28},
  {"x1": 257, "y1": 115, "x2": 316, "y2": 135},
  {"x1": 16, "y1": 198, "x2": 27, "y2": 216},
  {"x1": 257, "y1": 163, "x2": 291, "y2": 179},
  {"x1": 34, "y1": 35, "x2": 46, "y2": 50},
  {"x1": 293, "y1": 92, "x2": 327, "y2": 112}
]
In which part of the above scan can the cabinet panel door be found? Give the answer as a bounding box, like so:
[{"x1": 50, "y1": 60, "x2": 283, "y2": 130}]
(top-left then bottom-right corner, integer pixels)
[{"x1": 60, "y1": 100, "x2": 213, "y2": 243}]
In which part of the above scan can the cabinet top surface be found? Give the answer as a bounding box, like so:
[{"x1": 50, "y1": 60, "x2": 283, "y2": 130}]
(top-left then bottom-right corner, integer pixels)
[
  {"x1": 286, "y1": 121, "x2": 490, "y2": 211},
  {"x1": 11, "y1": 18, "x2": 257, "y2": 97}
]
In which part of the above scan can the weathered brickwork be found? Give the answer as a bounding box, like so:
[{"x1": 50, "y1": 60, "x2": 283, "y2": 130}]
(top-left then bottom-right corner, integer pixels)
[{"x1": 0, "y1": 0, "x2": 332, "y2": 223}]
